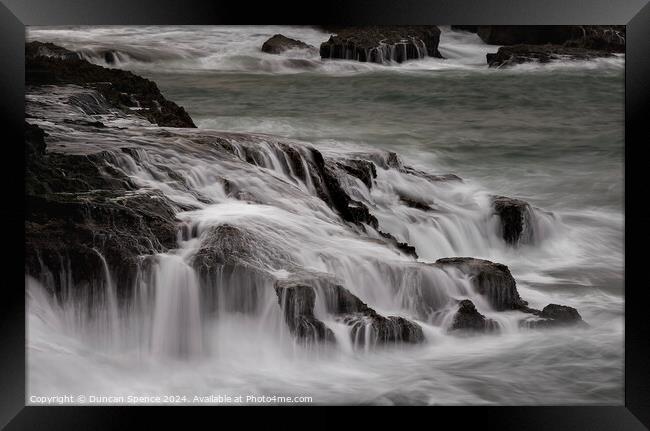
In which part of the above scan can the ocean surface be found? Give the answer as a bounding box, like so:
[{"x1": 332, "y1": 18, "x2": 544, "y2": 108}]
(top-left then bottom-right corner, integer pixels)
[{"x1": 26, "y1": 26, "x2": 624, "y2": 405}]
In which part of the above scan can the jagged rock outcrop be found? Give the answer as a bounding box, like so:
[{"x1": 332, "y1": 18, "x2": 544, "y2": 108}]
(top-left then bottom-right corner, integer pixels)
[
  {"x1": 521, "y1": 304, "x2": 588, "y2": 329},
  {"x1": 320, "y1": 26, "x2": 443, "y2": 64},
  {"x1": 492, "y1": 196, "x2": 533, "y2": 245},
  {"x1": 26, "y1": 41, "x2": 195, "y2": 128},
  {"x1": 436, "y1": 258, "x2": 530, "y2": 311},
  {"x1": 310, "y1": 149, "x2": 379, "y2": 229},
  {"x1": 261, "y1": 34, "x2": 317, "y2": 54},
  {"x1": 274, "y1": 276, "x2": 424, "y2": 345},
  {"x1": 486, "y1": 45, "x2": 615, "y2": 68},
  {"x1": 336, "y1": 159, "x2": 377, "y2": 190},
  {"x1": 449, "y1": 299, "x2": 499, "y2": 333},
  {"x1": 25, "y1": 123, "x2": 180, "y2": 298}
]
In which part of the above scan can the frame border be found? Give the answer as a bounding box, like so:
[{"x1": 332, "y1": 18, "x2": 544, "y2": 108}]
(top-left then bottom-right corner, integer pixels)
[{"x1": 2, "y1": 0, "x2": 649, "y2": 428}]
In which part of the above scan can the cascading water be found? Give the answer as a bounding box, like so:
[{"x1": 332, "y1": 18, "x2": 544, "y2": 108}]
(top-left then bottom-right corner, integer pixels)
[{"x1": 25, "y1": 25, "x2": 624, "y2": 405}]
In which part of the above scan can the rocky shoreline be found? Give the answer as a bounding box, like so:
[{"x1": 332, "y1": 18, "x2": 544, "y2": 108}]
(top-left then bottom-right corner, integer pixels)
[
  {"x1": 258, "y1": 25, "x2": 623, "y2": 67},
  {"x1": 26, "y1": 40, "x2": 589, "y2": 349}
]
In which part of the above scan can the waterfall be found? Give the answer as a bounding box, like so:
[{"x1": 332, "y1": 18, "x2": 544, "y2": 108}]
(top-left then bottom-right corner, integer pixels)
[
  {"x1": 148, "y1": 253, "x2": 203, "y2": 357},
  {"x1": 25, "y1": 84, "x2": 571, "y2": 360}
]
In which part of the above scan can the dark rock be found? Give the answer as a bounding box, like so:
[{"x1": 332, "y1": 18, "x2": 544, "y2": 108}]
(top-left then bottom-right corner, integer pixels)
[
  {"x1": 25, "y1": 41, "x2": 81, "y2": 61},
  {"x1": 378, "y1": 230, "x2": 418, "y2": 259},
  {"x1": 337, "y1": 159, "x2": 377, "y2": 189},
  {"x1": 261, "y1": 34, "x2": 316, "y2": 54},
  {"x1": 480, "y1": 26, "x2": 624, "y2": 67},
  {"x1": 398, "y1": 194, "x2": 433, "y2": 211},
  {"x1": 521, "y1": 304, "x2": 588, "y2": 329},
  {"x1": 320, "y1": 26, "x2": 443, "y2": 64},
  {"x1": 449, "y1": 299, "x2": 499, "y2": 333},
  {"x1": 25, "y1": 123, "x2": 180, "y2": 299},
  {"x1": 26, "y1": 41, "x2": 195, "y2": 128},
  {"x1": 25, "y1": 122, "x2": 47, "y2": 157},
  {"x1": 486, "y1": 45, "x2": 615, "y2": 68},
  {"x1": 309, "y1": 149, "x2": 379, "y2": 229},
  {"x1": 275, "y1": 276, "x2": 424, "y2": 345},
  {"x1": 492, "y1": 196, "x2": 533, "y2": 245},
  {"x1": 436, "y1": 257, "x2": 529, "y2": 311},
  {"x1": 193, "y1": 223, "x2": 294, "y2": 273},
  {"x1": 275, "y1": 280, "x2": 336, "y2": 344},
  {"x1": 563, "y1": 26, "x2": 626, "y2": 52},
  {"x1": 63, "y1": 118, "x2": 106, "y2": 128},
  {"x1": 343, "y1": 314, "x2": 425, "y2": 346}
]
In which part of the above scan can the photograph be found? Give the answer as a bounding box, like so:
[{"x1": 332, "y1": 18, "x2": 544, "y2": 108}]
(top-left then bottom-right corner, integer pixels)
[{"x1": 24, "y1": 25, "x2": 625, "y2": 406}]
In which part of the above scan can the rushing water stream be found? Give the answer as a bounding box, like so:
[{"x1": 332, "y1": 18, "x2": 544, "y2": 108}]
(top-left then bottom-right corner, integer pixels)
[{"x1": 26, "y1": 26, "x2": 624, "y2": 405}]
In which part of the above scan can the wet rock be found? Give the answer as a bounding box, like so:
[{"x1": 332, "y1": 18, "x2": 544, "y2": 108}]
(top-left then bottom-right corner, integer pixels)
[
  {"x1": 364, "y1": 151, "x2": 462, "y2": 183},
  {"x1": 343, "y1": 314, "x2": 425, "y2": 346},
  {"x1": 337, "y1": 159, "x2": 377, "y2": 189},
  {"x1": 193, "y1": 223, "x2": 294, "y2": 273},
  {"x1": 275, "y1": 276, "x2": 424, "y2": 345},
  {"x1": 310, "y1": 149, "x2": 379, "y2": 229},
  {"x1": 563, "y1": 26, "x2": 626, "y2": 52},
  {"x1": 25, "y1": 123, "x2": 180, "y2": 298},
  {"x1": 25, "y1": 41, "x2": 81, "y2": 61},
  {"x1": 398, "y1": 193, "x2": 433, "y2": 211},
  {"x1": 274, "y1": 280, "x2": 336, "y2": 344},
  {"x1": 261, "y1": 34, "x2": 317, "y2": 54},
  {"x1": 480, "y1": 26, "x2": 624, "y2": 67},
  {"x1": 436, "y1": 257, "x2": 529, "y2": 311},
  {"x1": 378, "y1": 230, "x2": 418, "y2": 259},
  {"x1": 26, "y1": 41, "x2": 195, "y2": 128},
  {"x1": 449, "y1": 299, "x2": 499, "y2": 333},
  {"x1": 521, "y1": 304, "x2": 588, "y2": 329},
  {"x1": 492, "y1": 196, "x2": 533, "y2": 245},
  {"x1": 320, "y1": 26, "x2": 443, "y2": 64},
  {"x1": 486, "y1": 45, "x2": 615, "y2": 68}
]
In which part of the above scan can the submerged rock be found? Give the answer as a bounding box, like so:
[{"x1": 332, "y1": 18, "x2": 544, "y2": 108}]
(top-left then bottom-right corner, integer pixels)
[
  {"x1": 486, "y1": 45, "x2": 615, "y2": 68},
  {"x1": 436, "y1": 257, "x2": 529, "y2": 311},
  {"x1": 492, "y1": 196, "x2": 533, "y2": 245},
  {"x1": 521, "y1": 304, "x2": 588, "y2": 329},
  {"x1": 261, "y1": 34, "x2": 316, "y2": 54},
  {"x1": 320, "y1": 26, "x2": 443, "y2": 64},
  {"x1": 449, "y1": 299, "x2": 499, "y2": 333},
  {"x1": 26, "y1": 41, "x2": 195, "y2": 128}
]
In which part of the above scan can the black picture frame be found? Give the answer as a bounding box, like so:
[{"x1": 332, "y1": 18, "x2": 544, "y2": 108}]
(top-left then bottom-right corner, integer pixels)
[{"x1": 2, "y1": 0, "x2": 648, "y2": 428}]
